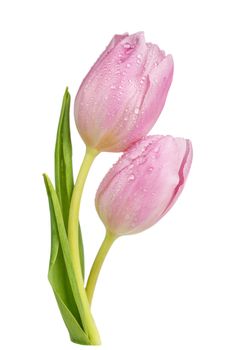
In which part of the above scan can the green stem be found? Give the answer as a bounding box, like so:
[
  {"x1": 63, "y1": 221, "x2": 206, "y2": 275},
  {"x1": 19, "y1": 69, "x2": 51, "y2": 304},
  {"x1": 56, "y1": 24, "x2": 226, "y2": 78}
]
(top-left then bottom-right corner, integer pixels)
[
  {"x1": 68, "y1": 146, "x2": 100, "y2": 344},
  {"x1": 86, "y1": 231, "x2": 116, "y2": 305}
]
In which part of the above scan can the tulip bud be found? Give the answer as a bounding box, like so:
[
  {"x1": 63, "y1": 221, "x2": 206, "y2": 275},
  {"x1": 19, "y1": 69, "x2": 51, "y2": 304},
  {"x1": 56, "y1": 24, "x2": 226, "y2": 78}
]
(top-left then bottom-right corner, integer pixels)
[
  {"x1": 75, "y1": 32, "x2": 174, "y2": 152},
  {"x1": 95, "y1": 135, "x2": 193, "y2": 236}
]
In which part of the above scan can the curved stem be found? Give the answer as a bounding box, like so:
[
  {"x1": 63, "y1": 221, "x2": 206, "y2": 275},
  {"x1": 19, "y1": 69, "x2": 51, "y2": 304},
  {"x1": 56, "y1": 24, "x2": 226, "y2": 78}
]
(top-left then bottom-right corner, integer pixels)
[
  {"x1": 68, "y1": 147, "x2": 98, "y2": 276},
  {"x1": 68, "y1": 146, "x2": 100, "y2": 344},
  {"x1": 86, "y1": 231, "x2": 116, "y2": 305}
]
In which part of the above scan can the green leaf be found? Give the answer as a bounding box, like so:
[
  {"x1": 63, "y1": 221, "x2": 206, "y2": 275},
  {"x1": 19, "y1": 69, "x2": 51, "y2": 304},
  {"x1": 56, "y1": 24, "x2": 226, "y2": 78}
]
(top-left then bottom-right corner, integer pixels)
[
  {"x1": 54, "y1": 88, "x2": 84, "y2": 278},
  {"x1": 54, "y1": 88, "x2": 73, "y2": 228},
  {"x1": 43, "y1": 174, "x2": 91, "y2": 345}
]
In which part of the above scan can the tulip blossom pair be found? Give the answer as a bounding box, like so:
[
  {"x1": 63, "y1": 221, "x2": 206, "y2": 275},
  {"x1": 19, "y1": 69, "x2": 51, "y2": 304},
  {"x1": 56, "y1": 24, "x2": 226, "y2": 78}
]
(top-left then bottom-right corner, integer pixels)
[{"x1": 43, "y1": 32, "x2": 192, "y2": 345}]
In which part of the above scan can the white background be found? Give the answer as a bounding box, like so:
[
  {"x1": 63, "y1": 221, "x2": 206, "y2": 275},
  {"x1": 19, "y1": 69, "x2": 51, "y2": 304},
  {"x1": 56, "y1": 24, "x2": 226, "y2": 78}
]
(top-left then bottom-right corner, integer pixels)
[{"x1": 0, "y1": 0, "x2": 234, "y2": 349}]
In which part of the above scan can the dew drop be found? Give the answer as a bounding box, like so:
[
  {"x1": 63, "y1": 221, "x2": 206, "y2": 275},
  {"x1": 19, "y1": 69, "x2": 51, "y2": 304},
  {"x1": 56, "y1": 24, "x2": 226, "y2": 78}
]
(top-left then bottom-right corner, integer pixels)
[
  {"x1": 154, "y1": 146, "x2": 160, "y2": 153},
  {"x1": 110, "y1": 85, "x2": 116, "y2": 90},
  {"x1": 124, "y1": 43, "x2": 131, "y2": 49},
  {"x1": 128, "y1": 174, "x2": 135, "y2": 181},
  {"x1": 148, "y1": 166, "x2": 154, "y2": 172},
  {"x1": 134, "y1": 107, "x2": 140, "y2": 114},
  {"x1": 136, "y1": 57, "x2": 142, "y2": 64},
  {"x1": 125, "y1": 213, "x2": 130, "y2": 220},
  {"x1": 126, "y1": 63, "x2": 131, "y2": 68}
]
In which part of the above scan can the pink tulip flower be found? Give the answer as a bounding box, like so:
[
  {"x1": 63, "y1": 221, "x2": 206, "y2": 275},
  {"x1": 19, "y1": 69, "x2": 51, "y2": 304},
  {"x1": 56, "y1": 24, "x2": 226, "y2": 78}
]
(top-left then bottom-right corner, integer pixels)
[
  {"x1": 95, "y1": 135, "x2": 193, "y2": 236},
  {"x1": 75, "y1": 32, "x2": 174, "y2": 152}
]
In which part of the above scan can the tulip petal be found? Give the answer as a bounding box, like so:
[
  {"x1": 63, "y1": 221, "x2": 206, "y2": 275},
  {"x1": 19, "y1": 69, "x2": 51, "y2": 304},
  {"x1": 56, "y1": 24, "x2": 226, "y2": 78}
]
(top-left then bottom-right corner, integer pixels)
[
  {"x1": 75, "y1": 33, "x2": 174, "y2": 152},
  {"x1": 162, "y1": 138, "x2": 193, "y2": 215},
  {"x1": 96, "y1": 135, "x2": 193, "y2": 236}
]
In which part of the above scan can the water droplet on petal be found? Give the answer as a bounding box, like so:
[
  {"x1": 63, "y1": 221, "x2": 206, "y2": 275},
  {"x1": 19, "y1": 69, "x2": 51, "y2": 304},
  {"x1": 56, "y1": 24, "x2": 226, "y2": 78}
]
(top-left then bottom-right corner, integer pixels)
[
  {"x1": 126, "y1": 63, "x2": 131, "y2": 68},
  {"x1": 128, "y1": 174, "x2": 135, "y2": 181},
  {"x1": 134, "y1": 108, "x2": 140, "y2": 114},
  {"x1": 140, "y1": 76, "x2": 146, "y2": 84},
  {"x1": 136, "y1": 55, "x2": 142, "y2": 64},
  {"x1": 148, "y1": 167, "x2": 154, "y2": 172},
  {"x1": 124, "y1": 43, "x2": 131, "y2": 49}
]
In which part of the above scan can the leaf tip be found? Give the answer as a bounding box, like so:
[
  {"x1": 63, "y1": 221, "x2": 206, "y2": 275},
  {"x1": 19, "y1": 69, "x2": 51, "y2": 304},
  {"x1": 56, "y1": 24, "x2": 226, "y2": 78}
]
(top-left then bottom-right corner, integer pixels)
[{"x1": 64, "y1": 86, "x2": 70, "y2": 99}]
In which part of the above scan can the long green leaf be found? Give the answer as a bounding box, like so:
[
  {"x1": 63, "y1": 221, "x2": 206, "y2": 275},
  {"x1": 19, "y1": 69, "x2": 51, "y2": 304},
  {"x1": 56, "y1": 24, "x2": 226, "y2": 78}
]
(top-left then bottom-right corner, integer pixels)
[
  {"x1": 43, "y1": 174, "x2": 91, "y2": 345},
  {"x1": 54, "y1": 88, "x2": 84, "y2": 278},
  {"x1": 54, "y1": 88, "x2": 73, "y2": 228}
]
